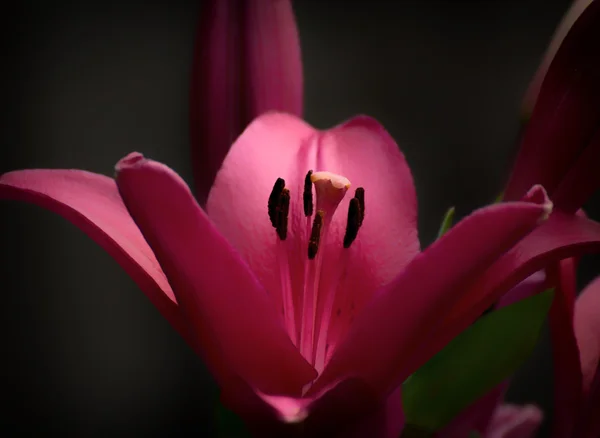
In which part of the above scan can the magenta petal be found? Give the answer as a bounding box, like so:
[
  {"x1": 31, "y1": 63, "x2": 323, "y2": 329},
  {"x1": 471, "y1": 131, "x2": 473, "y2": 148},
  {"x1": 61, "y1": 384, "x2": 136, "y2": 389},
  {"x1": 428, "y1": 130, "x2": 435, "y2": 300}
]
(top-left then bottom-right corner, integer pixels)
[
  {"x1": 313, "y1": 116, "x2": 420, "y2": 354},
  {"x1": 521, "y1": 0, "x2": 594, "y2": 115},
  {"x1": 547, "y1": 259, "x2": 582, "y2": 438},
  {"x1": 504, "y1": 0, "x2": 600, "y2": 205},
  {"x1": 207, "y1": 113, "x2": 420, "y2": 353},
  {"x1": 485, "y1": 404, "x2": 543, "y2": 438},
  {"x1": 115, "y1": 153, "x2": 316, "y2": 395},
  {"x1": 433, "y1": 213, "x2": 600, "y2": 365},
  {"x1": 574, "y1": 276, "x2": 600, "y2": 402},
  {"x1": 313, "y1": 194, "x2": 551, "y2": 397},
  {"x1": 207, "y1": 112, "x2": 316, "y2": 334},
  {"x1": 551, "y1": 129, "x2": 600, "y2": 214},
  {"x1": 496, "y1": 271, "x2": 546, "y2": 309},
  {"x1": 577, "y1": 363, "x2": 600, "y2": 438},
  {"x1": 0, "y1": 169, "x2": 185, "y2": 339},
  {"x1": 189, "y1": 0, "x2": 303, "y2": 203}
]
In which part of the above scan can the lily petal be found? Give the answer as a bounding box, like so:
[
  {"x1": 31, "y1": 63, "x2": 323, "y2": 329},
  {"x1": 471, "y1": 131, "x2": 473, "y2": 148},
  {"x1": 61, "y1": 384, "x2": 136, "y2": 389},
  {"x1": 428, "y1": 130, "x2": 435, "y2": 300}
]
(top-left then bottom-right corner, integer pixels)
[
  {"x1": 190, "y1": 0, "x2": 303, "y2": 204},
  {"x1": 550, "y1": 128, "x2": 600, "y2": 214},
  {"x1": 207, "y1": 112, "x2": 420, "y2": 351},
  {"x1": 485, "y1": 404, "x2": 543, "y2": 438},
  {"x1": 496, "y1": 271, "x2": 546, "y2": 308},
  {"x1": 577, "y1": 362, "x2": 600, "y2": 438},
  {"x1": 574, "y1": 276, "x2": 600, "y2": 404},
  {"x1": 313, "y1": 191, "x2": 551, "y2": 397},
  {"x1": 433, "y1": 213, "x2": 600, "y2": 367},
  {"x1": 504, "y1": 0, "x2": 600, "y2": 205},
  {"x1": 521, "y1": 0, "x2": 594, "y2": 116},
  {"x1": 115, "y1": 153, "x2": 316, "y2": 395},
  {"x1": 207, "y1": 112, "x2": 315, "y2": 332},
  {"x1": 0, "y1": 169, "x2": 184, "y2": 338},
  {"x1": 313, "y1": 116, "x2": 420, "y2": 356},
  {"x1": 547, "y1": 259, "x2": 582, "y2": 438}
]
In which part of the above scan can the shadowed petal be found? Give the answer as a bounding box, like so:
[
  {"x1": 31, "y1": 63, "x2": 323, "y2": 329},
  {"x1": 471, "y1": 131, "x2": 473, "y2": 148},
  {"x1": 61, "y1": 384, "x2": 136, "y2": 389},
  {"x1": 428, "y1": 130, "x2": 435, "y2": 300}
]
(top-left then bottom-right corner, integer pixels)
[
  {"x1": 504, "y1": 0, "x2": 600, "y2": 205},
  {"x1": 427, "y1": 213, "x2": 600, "y2": 373},
  {"x1": 577, "y1": 363, "x2": 600, "y2": 438},
  {"x1": 496, "y1": 271, "x2": 546, "y2": 308},
  {"x1": 485, "y1": 404, "x2": 543, "y2": 438},
  {"x1": 256, "y1": 378, "x2": 403, "y2": 438},
  {"x1": 521, "y1": 0, "x2": 594, "y2": 116},
  {"x1": 547, "y1": 259, "x2": 582, "y2": 438},
  {"x1": 190, "y1": 0, "x2": 303, "y2": 204},
  {"x1": 116, "y1": 153, "x2": 316, "y2": 395},
  {"x1": 313, "y1": 190, "x2": 551, "y2": 397},
  {"x1": 550, "y1": 128, "x2": 600, "y2": 214},
  {"x1": 574, "y1": 276, "x2": 600, "y2": 423},
  {"x1": 0, "y1": 169, "x2": 185, "y2": 339}
]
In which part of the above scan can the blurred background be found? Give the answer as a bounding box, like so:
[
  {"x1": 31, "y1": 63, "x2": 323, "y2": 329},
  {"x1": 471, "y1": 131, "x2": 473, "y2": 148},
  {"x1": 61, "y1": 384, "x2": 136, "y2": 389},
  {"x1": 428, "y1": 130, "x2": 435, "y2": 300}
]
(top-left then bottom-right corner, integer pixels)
[{"x1": 1, "y1": 0, "x2": 598, "y2": 436}]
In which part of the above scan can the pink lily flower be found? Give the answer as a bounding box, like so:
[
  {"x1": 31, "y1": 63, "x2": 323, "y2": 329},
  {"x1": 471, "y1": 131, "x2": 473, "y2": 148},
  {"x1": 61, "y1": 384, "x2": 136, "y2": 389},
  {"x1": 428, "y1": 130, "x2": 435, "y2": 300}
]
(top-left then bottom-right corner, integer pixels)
[
  {"x1": 3, "y1": 111, "x2": 600, "y2": 437},
  {"x1": 2, "y1": 1, "x2": 600, "y2": 436},
  {"x1": 189, "y1": 0, "x2": 303, "y2": 204}
]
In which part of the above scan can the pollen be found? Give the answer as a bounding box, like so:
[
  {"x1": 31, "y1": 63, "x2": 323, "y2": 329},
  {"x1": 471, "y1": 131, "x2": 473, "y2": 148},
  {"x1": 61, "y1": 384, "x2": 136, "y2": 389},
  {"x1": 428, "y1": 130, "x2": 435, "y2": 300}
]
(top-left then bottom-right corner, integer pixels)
[
  {"x1": 268, "y1": 177, "x2": 286, "y2": 228},
  {"x1": 303, "y1": 170, "x2": 314, "y2": 217},
  {"x1": 276, "y1": 188, "x2": 290, "y2": 240}
]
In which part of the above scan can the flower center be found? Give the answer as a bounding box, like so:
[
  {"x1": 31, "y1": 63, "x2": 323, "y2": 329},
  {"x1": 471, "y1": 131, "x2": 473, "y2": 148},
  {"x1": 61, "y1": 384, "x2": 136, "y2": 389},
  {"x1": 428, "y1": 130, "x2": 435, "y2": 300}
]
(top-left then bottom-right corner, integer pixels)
[{"x1": 268, "y1": 170, "x2": 365, "y2": 373}]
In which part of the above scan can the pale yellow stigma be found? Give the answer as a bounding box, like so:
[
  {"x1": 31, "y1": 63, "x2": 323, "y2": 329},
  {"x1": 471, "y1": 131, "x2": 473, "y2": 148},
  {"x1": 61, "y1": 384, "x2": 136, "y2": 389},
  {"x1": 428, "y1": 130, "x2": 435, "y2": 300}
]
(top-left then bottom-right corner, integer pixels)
[
  {"x1": 310, "y1": 171, "x2": 351, "y2": 190},
  {"x1": 310, "y1": 171, "x2": 351, "y2": 217}
]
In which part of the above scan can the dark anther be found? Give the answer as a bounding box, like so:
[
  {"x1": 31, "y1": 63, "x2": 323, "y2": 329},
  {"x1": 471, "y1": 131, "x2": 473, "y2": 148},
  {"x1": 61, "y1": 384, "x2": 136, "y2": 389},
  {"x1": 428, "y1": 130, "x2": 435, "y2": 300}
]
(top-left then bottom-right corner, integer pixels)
[
  {"x1": 268, "y1": 178, "x2": 285, "y2": 228},
  {"x1": 276, "y1": 189, "x2": 290, "y2": 240},
  {"x1": 343, "y1": 198, "x2": 361, "y2": 248},
  {"x1": 308, "y1": 210, "x2": 324, "y2": 259},
  {"x1": 303, "y1": 170, "x2": 314, "y2": 217},
  {"x1": 354, "y1": 187, "x2": 365, "y2": 227}
]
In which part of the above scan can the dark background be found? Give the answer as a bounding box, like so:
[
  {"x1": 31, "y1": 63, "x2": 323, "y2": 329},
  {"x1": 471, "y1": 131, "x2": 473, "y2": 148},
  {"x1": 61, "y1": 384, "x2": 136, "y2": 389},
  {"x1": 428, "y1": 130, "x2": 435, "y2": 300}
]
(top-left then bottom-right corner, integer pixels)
[{"x1": 1, "y1": 0, "x2": 598, "y2": 436}]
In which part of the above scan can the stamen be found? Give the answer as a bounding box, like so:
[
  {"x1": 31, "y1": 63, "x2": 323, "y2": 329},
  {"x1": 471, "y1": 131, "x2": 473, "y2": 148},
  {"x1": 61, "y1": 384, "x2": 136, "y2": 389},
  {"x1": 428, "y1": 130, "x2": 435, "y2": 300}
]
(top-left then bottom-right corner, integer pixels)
[
  {"x1": 354, "y1": 187, "x2": 365, "y2": 227},
  {"x1": 343, "y1": 198, "x2": 361, "y2": 248},
  {"x1": 308, "y1": 211, "x2": 324, "y2": 259},
  {"x1": 301, "y1": 210, "x2": 327, "y2": 362},
  {"x1": 276, "y1": 189, "x2": 290, "y2": 240},
  {"x1": 303, "y1": 170, "x2": 314, "y2": 217},
  {"x1": 268, "y1": 177, "x2": 285, "y2": 228}
]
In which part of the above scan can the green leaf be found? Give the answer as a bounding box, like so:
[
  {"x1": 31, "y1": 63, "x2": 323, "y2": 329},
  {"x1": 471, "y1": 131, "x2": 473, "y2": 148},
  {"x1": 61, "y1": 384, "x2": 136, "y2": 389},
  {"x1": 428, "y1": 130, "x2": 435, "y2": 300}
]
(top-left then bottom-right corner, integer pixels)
[
  {"x1": 494, "y1": 192, "x2": 504, "y2": 203},
  {"x1": 436, "y1": 207, "x2": 456, "y2": 239},
  {"x1": 402, "y1": 289, "x2": 554, "y2": 432},
  {"x1": 215, "y1": 401, "x2": 252, "y2": 437}
]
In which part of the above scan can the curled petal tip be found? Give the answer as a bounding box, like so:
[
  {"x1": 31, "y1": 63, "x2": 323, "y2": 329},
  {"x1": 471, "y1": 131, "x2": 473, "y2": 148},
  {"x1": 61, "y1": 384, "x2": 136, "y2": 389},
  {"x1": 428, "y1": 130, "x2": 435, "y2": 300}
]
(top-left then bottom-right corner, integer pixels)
[
  {"x1": 115, "y1": 152, "x2": 146, "y2": 173},
  {"x1": 523, "y1": 184, "x2": 553, "y2": 221}
]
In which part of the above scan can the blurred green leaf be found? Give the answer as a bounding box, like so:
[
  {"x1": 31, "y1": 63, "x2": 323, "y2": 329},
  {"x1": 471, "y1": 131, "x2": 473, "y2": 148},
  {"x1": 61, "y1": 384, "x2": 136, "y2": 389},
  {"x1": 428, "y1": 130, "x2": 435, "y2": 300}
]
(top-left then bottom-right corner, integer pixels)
[
  {"x1": 436, "y1": 206, "x2": 456, "y2": 239},
  {"x1": 402, "y1": 289, "x2": 554, "y2": 432}
]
